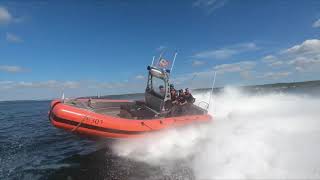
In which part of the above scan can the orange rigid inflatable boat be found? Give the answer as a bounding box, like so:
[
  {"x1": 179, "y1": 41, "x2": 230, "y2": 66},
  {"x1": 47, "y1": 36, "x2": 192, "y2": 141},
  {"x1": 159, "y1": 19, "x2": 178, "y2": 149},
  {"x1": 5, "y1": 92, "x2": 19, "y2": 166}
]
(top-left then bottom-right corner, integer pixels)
[{"x1": 49, "y1": 59, "x2": 212, "y2": 138}]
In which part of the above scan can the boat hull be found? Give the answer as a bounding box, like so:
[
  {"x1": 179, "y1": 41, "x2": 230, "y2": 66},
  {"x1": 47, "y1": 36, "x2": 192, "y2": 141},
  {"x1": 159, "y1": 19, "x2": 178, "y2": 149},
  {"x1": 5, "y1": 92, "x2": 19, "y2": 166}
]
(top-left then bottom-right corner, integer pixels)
[{"x1": 49, "y1": 99, "x2": 212, "y2": 139}]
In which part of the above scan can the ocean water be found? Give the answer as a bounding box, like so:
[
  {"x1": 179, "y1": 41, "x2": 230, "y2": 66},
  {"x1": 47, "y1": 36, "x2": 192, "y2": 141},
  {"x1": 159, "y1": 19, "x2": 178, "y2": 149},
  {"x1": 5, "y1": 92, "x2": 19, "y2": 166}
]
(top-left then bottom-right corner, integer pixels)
[{"x1": 1, "y1": 81, "x2": 320, "y2": 180}]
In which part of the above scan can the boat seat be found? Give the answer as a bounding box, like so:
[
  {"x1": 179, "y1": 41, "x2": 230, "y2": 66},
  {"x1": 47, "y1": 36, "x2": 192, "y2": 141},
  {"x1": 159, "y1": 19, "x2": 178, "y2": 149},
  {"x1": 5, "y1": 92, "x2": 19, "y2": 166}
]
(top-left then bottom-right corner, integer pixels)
[
  {"x1": 119, "y1": 103, "x2": 156, "y2": 119},
  {"x1": 144, "y1": 90, "x2": 164, "y2": 113}
]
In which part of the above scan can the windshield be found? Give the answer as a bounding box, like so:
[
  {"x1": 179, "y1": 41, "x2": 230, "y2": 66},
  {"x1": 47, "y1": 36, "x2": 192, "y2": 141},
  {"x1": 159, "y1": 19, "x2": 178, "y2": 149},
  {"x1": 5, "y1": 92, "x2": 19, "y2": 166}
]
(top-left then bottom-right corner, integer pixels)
[{"x1": 152, "y1": 76, "x2": 166, "y2": 98}]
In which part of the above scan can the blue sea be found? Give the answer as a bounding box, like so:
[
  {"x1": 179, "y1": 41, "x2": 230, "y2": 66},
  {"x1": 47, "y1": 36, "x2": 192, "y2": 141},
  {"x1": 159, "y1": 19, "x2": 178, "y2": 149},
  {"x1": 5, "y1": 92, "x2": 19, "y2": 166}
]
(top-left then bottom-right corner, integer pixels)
[{"x1": 1, "y1": 81, "x2": 320, "y2": 180}]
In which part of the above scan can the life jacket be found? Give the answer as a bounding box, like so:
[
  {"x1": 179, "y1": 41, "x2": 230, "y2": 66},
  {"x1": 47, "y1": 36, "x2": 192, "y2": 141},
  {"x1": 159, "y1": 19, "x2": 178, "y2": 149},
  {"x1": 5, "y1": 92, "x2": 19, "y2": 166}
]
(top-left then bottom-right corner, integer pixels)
[
  {"x1": 178, "y1": 94, "x2": 186, "y2": 104},
  {"x1": 171, "y1": 91, "x2": 178, "y2": 100},
  {"x1": 184, "y1": 92, "x2": 195, "y2": 103},
  {"x1": 171, "y1": 94, "x2": 177, "y2": 101}
]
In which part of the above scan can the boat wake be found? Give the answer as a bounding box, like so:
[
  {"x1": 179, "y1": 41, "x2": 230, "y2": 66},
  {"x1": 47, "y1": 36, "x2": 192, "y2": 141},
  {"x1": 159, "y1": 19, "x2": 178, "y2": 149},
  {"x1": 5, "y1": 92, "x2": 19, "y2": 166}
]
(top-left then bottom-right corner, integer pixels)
[{"x1": 111, "y1": 87, "x2": 320, "y2": 179}]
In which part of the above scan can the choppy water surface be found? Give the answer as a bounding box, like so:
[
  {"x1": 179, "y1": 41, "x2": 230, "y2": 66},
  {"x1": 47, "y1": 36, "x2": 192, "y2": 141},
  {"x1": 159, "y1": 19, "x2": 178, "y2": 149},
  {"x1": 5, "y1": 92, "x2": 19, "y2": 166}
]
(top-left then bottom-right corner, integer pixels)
[{"x1": 1, "y1": 81, "x2": 320, "y2": 179}]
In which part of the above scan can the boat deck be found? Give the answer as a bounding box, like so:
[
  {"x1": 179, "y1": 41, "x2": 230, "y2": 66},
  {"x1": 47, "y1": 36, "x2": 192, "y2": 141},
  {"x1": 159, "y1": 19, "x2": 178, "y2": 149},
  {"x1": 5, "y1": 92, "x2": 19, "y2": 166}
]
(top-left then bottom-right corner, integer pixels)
[
  {"x1": 93, "y1": 107, "x2": 121, "y2": 116},
  {"x1": 64, "y1": 98, "x2": 207, "y2": 119},
  {"x1": 65, "y1": 99, "x2": 130, "y2": 117}
]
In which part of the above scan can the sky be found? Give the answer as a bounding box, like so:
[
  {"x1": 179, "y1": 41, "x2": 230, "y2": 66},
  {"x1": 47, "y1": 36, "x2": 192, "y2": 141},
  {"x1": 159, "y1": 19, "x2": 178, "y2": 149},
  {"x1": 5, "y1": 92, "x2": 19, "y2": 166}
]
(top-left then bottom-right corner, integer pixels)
[{"x1": 1, "y1": 0, "x2": 320, "y2": 101}]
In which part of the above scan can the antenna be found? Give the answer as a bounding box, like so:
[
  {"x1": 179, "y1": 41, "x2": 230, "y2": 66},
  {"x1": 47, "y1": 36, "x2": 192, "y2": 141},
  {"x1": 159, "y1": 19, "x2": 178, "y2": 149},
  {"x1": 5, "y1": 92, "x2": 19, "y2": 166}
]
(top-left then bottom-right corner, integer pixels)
[
  {"x1": 151, "y1": 56, "x2": 155, "y2": 66},
  {"x1": 170, "y1": 51, "x2": 178, "y2": 73},
  {"x1": 61, "y1": 90, "x2": 65, "y2": 103},
  {"x1": 208, "y1": 71, "x2": 217, "y2": 110}
]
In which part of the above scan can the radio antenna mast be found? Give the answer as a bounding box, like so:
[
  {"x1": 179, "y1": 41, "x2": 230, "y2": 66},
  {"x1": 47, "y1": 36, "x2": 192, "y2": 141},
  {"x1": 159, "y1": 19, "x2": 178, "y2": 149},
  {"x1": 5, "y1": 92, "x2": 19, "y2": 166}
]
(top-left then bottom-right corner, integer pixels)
[
  {"x1": 170, "y1": 51, "x2": 178, "y2": 73},
  {"x1": 61, "y1": 90, "x2": 65, "y2": 103},
  {"x1": 208, "y1": 71, "x2": 217, "y2": 110},
  {"x1": 151, "y1": 56, "x2": 155, "y2": 66}
]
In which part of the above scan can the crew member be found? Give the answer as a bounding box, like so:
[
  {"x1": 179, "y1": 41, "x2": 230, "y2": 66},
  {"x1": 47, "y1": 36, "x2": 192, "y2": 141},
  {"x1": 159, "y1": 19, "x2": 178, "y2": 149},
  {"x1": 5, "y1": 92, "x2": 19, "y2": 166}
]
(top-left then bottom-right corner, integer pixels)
[
  {"x1": 168, "y1": 89, "x2": 178, "y2": 115},
  {"x1": 184, "y1": 88, "x2": 195, "y2": 104},
  {"x1": 171, "y1": 89, "x2": 186, "y2": 116},
  {"x1": 170, "y1": 84, "x2": 175, "y2": 91},
  {"x1": 88, "y1": 98, "x2": 93, "y2": 107},
  {"x1": 177, "y1": 89, "x2": 187, "y2": 114},
  {"x1": 171, "y1": 89, "x2": 178, "y2": 105},
  {"x1": 159, "y1": 85, "x2": 165, "y2": 97}
]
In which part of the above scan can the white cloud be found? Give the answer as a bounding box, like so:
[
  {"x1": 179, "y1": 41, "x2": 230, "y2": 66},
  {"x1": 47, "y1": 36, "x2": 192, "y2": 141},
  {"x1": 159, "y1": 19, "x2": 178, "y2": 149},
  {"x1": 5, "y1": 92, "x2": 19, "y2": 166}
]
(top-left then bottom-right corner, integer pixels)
[
  {"x1": 175, "y1": 39, "x2": 320, "y2": 89},
  {"x1": 6, "y1": 32, "x2": 23, "y2": 43},
  {"x1": 193, "y1": 0, "x2": 228, "y2": 15},
  {"x1": 0, "y1": 80, "x2": 13, "y2": 85},
  {"x1": 239, "y1": 42, "x2": 257, "y2": 49},
  {"x1": 260, "y1": 72, "x2": 291, "y2": 80},
  {"x1": 283, "y1": 39, "x2": 320, "y2": 55},
  {"x1": 288, "y1": 58, "x2": 320, "y2": 72},
  {"x1": 193, "y1": 42, "x2": 258, "y2": 60},
  {"x1": 0, "y1": 80, "x2": 144, "y2": 91},
  {"x1": 262, "y1": 55, "x2": 277, "y2": 63},
  {"x1": 0, "y1": 6, "x2": 24, "y2": 25},
  {"x1": 0, "y1": 79, "x2": 144, "y2": 100},
  {"x1": 135, "y1": 75, "x2": 145, "y2": 79},
  {"x1": 262, "y1": 55, "x2": 284, "y2": 67},
  {"x1": 0, "y1": 65, "x2": 25, "y2": 73},
  {"x1": 62, "y1": 81, "x2": 80, "y2": 89},
  {"x1": 156, "y1": 45, "x2": 166, "y2": 51},
  {"x1": 0, "y1": 80, "x2": 82, "y2": 89},
  {"x1": 0, "y1": 6, "x2": 12, "y2": 24},
  {"x1": 281, "y1": 39, "x2": 320, "y2": 72},
  {"x1": 240, "y1": 71, "x2": 253, "y2": 80},
  {"x1": 194, "y1": 49, "x2": 235, "y2": 59},
  {"x1": 97, "y1": 82, "x2": 128, "y2": 89},
  {"x1": 171, "y1": 60, "x2": 256, "y2": 88},
  {"x1": 0, "y1": 81, "x2": 14, "y2": 89},
  {"x1": 269, "y1": 61, "x2": 284, "y2": 67},
  {"x1": 312, "y1": 19, "x2": 320, "y2": 28},
  {"x1": 214, "y1": 61, "x2": 256, "y2": 74},
  {"x1": 263, "y1": 39, "x2": 320, "y2": 72},
  {"x1": 192, "y1": 60, "x2": 206, "y2": 66}
]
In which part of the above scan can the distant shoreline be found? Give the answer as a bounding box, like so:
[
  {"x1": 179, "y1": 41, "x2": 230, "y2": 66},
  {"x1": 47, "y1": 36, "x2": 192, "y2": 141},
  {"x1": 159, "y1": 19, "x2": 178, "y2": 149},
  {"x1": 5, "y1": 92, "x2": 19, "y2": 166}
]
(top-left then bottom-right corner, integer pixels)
[
  {"x1": 1, "y1": 79, "x2": 319, "y2": 102},
  {"x1": 194, "y1": 79, "x2": 320, "y2": 92}
]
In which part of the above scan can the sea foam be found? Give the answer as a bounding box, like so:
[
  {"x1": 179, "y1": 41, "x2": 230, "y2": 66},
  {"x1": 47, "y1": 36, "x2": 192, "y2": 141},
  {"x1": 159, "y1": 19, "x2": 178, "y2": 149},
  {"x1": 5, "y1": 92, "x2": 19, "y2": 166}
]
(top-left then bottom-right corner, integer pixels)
[{"x1": 112, "y1": 87, "x2": 320, "y2": 179}]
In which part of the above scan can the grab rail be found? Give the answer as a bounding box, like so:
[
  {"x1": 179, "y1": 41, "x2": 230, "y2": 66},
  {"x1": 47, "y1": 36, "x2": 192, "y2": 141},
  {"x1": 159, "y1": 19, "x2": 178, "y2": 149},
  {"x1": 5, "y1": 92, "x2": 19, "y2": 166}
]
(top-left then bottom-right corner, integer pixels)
[{"x1": 197, "y1": 101, "x2": 209, "y2": 110}]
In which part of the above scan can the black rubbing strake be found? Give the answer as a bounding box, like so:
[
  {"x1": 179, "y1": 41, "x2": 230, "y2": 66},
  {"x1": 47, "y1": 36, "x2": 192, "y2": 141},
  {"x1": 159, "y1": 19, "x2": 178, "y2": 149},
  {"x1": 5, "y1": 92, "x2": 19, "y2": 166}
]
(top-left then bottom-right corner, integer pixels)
[{"x1": 50, "y1": 113, "x2": 150, "y2": 135}]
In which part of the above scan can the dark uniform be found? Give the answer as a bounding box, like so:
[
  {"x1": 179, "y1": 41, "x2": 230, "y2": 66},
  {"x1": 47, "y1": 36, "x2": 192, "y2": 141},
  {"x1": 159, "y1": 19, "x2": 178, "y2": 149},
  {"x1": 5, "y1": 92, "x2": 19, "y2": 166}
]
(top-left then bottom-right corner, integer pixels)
[
  {"x1": 171, "y1": 90, "x2": 177, "y2": 102},
  {"x1": 178, "y1": 93, "x2": 186, "y2": 104},
  {"x1": 179, "y1": 92, "x2": 188, "y2": 114},
  {"x1": 169, "y1": 89, "x2": 178, "y2": 115},
  {"x1": 165, "y1": 89, "x2": 177, "y2": 112},
  {"x1": 183, "y1": 89, "x2": 195, "y2": 114},
  {"x1": 170, "y1": 84, "x2": 175, "y2": 91},
  {"x1": 172, "y1": 89, "x2": 187, "y2": 115},
  {"x1": 184, "y1": 92, "x2": 195, "y2": 104}
]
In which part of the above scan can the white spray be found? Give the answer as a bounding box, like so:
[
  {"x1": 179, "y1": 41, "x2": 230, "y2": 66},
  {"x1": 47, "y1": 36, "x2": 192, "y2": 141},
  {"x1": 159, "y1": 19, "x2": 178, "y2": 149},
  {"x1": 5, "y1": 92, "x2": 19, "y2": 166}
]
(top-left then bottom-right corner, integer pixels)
[{"x1": 112, "y1": 87, "x2": 320, "y2": 179}]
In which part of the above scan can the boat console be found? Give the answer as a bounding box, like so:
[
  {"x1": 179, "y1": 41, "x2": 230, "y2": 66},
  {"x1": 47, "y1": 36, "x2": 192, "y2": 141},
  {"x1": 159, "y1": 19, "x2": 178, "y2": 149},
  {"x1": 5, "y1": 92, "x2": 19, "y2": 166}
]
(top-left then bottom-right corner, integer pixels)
[{"x1": 118, "y1": 65, "x2": 207, "y2": 119}]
